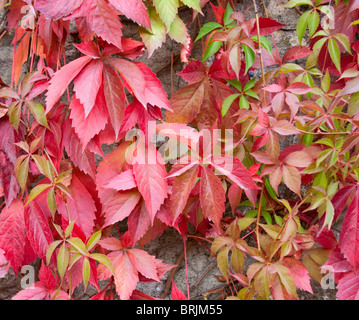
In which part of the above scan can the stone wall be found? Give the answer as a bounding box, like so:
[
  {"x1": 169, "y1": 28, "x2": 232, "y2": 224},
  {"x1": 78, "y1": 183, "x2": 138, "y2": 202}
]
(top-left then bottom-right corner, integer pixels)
[{"x1": 0, "y1": 0, "x2": 338, "y2": 300}]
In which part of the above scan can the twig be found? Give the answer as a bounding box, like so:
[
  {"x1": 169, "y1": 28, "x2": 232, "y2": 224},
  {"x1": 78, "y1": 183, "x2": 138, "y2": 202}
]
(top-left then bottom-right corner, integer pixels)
[
  {"x1": 159, "y1": 240, "x2": 195, "y2": 299},
  {"x1": 189, "y1": 261, "x2": 217, "y2": 293}
]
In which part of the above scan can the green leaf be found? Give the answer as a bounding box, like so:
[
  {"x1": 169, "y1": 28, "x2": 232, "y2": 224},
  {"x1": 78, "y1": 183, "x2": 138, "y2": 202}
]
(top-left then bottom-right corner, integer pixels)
[
  {"x1": 46, "y1": 240, "x2": 62, "y2": 265},
  {"x1": 90, "y1": 253, "x2": 115, "y2": 276},
  {"x1": 333, "y1": 33, "x2": 352, "y2": 54},
  {"x1": 323, "y1": 199, "x2": 335, "y2": 230},
  {"x1": 25, "y1": 184, "x2": 52, "y2": 206},
  {"x1": 202, "y1": 40, "x2": 222, "y2": 61},
  {"x1": 223, "y1": 3, "x2": 234, "y2": 26},
  {"x1": 26, "y1": 101, "x2": 50, "y2": 129},
  {"x1": 242, "y1": 44, "x2": 255, "y2": 74},
  {"x1": 154, "y1": 0, "x2": 179, "y2": 30},
  {"x1": 230, "y1": 247, "x2": 244, "y2": 273},
  {"x1": 284, "y1": 0, "x2": 313, "y2": 7},
  {"x1": 86, "y1": 230, "x2": 102, "y2": 251},
  {"x1": 328, "y1": 38, "x2": 341, "y2": 73},
  {"x1": 222, "y1": 93, "x2": 240, "y2": 116},
  {"x1": 273, "y1": 264, "x2": 298, "y2": 299},
  {"x1": 181, "y1": 0, "x2": 201, "y2": 11},
  {"x1": 265, "y1": 178, "x2": 278, "y2": 201},
  {"x1": 245, "y1": 90, "x2": 260, "y2": 100},
  {"x1": 139, "y1": 8, "x2": 167, "y2": 57},
  {"x1": 252, "y1": 35, "x2": 273, "y2": 58},
  {"x1": 238, "y1": 217, "x2": 256, "y2": 231},
  {"x1": 217, "y1": 247, "x2": 230, "y2": 279},
  {"x1": 82, "y1": 257, "x2": 91, "y2": 291},
  {"x1": 17, "y1": 157, "x2": 29, "y2": 191},
  {"x1": 57, "y1": 243, "x2": 69, "y2": 279},
  {"x1": 168, "y1": 16, "x2": 187, "y2": 44},
  {"x1": 303, "y1": 133, "x2": 313, "y2": 146},
  {"x1": 296, "y1": 10, "x2": 311, "y2": 45},
  {"x1": 195, "y1": 22, "x2": 222, "y2": 42},
  {"x1": 47, "y1": 187, "x2": 57, "y2": 218},
  {"x1": 227, "y1": 79, "x2": 243, "y2": 92},
  {"x1": 308, "y1": 10, "x2": 319, "y2": 37},
  {"x1": 239, "y1": 95, "x2": 249, "y2": 110},
  {"x1": 262, "y1": 211, "x2": 272, "y2": 225},
  {"x1": 243, "y1": 78, "x2": 256, "y2": 92},
  {"x1": 67, "y1": 237, "x2": 90, "y2": 257}
]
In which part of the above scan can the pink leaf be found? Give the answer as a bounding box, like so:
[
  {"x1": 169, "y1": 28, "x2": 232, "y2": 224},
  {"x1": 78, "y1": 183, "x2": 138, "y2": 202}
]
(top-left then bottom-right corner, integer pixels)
[
  {"x1": 87, "y1": 0, "x2": 123, "y2": 50},
  {"x1": 132, "y1": 139, "x2": 168, "y2": 224},
  {"x1": 0, "y1": 199, "x2": 25, "y2": 274},
  {"x1": 24, "y1": 199, "x2": 53, "y2": 259},
  {"x1": 282, "y1": 46, "x2": 312, "y2": 63},
  {"x1": 251, "y1": 17, "x2": 285, "y2": 35},
  {"x1": 199, "y1": 165, "x2": 226, "y2": 232},
  {"x1": 34, "y1": 0, "x2": 84, "y2": 20},
  {"x1": 46, "y1": 56, "x2": 92, "y2": 113},
  {"x1": 178, "y1": 60, "x2": 207, "y2": 84},
  {"x1": 108, "y1": 0, "x2": 151, "y2": 29},
  {"x1": 73, "y1": 60, "x2": 104, "y2": 118},
  {"x1": 339, "y1": 188, "x2": 359, "y2": 267},
  {"x1": 171, "y1": 280, "x2": 188, "y2": 300},
  {"x1": 286, "y1": 82, "x2": 313, "y2": 95}
]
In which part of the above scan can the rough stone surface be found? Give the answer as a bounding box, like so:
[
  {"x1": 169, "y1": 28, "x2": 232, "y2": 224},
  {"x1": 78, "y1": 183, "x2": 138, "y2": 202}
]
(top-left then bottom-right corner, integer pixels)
[{"x1": 0, "y1": 1, "x2": 339, "y2": 300}]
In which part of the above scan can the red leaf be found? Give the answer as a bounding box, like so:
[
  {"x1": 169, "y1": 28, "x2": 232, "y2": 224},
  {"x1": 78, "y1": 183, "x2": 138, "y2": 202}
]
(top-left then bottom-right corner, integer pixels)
[
  {"x1": 128, "y1": 248, "x2": 160, "y2": 281},
  {"x1": 87, "y1": 0, "x2": 123, "y2": 50},
  {"x1": 336, "y1": 270, "x2": 359, "y2": 300},
  {"x1": 282, "y1": 46, "x2": 312, "y2": 63},
  {"x1": 73, "y1": 60, "x2": 104, "y2": 118},
  {"x1": 271, "y1": 120, "x2": 299, "y2": 136},
  {"x1": 339, "y1": 188, "x2": 359, "y2": 267},
  {"x1": 46, "y1": 56, "x2": 92, "y2": 113},
  {"x1": 0, "y1": 151, "x2": 19, "y2": 207},
  {"x1": 69, "y1": 91, "x2": 109, "y2": 149},
  {"x1": 210, "y1": 3, "x2": 225, "y2": 24},
  {"x1": 286, "y1": 82, "x2": 313, "y2": 95},
  {"x1": 62, "y1": 119, "x2": 97, "y2": 179},
  {"x1": 166, "y1": 80, "x2": 205, "y2": 123},
  {"x1": 171, "y1": 280, "x2": 188, "y2": 300},
  {"x1": 283, "y1": 151, "x2": 314, "y2": 168},
  {"x1": 228, "y1": 183, "x2": 243, "y2": 214},
  {"x1": 11, "y1": 283, "x2": 48, "y2": 300},
  {"x1": 0, "y1": 198, "x2": 25, "y2": 274},
  {"x1": 251, "y1": 17, "x2": 285, "y2": 36},
  {"x1": 177, "y1": 60, "x2": 207, "y2": 84},
  {"x1": 34, "y1": 0, "x2": 84, "y2": 20},
  {"x1": 57, "y1": 173, "x2": 97, "y2": 238},
  {"x1": 38, "y1": 262, "x2": 57, "y2": 291},
  {"x1": 282, "y1": 165, "x2": 301, "y2": 197},
  {"x1": 263, "y1": 84, "x2": 283, "y2": 93},
  {"x1": 24, "y1": 199, "x2": 53, "y2": 259},
  {"x1": 210, "y1": 155, "x2": 261, "y2": 190},
  {"x1": 101, "y1": 189, "x2": 142, "y2": 228},
  {"x1": 73, "y1": 41, "x2": 101, "y2": 58},
  {"x1": 108, "y1": 0, "x2": 151, "y2": 29},
  {"x1": 127, "y1": 200, "x2": 151, "y2": 245},
  {"x1": 132, "y1": 139, "x2": 168, "y2": 224},
  {"x1": 102, "y1": 169, "x2": 137, "y2": 191},
  {"x1": 136, "y1": 62, "x2": 171, "y2": 111},
  {"x1": 103, "y1": 64, "x2": 126, "y2": 139},
  {"x1": 199, "y1": 165, "x2": 226, "y2": 232},
  {"x1": 170, "y1": 164, "x2": 200, "y2": 223}
]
